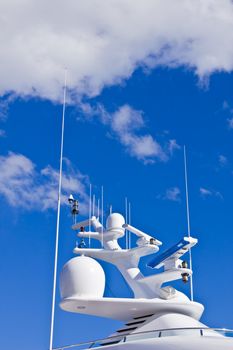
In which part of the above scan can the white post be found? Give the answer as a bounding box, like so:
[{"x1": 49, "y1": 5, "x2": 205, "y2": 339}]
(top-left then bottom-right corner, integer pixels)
[
  {"x1": 125, "y1": 197, "x2": 128, "y2": 249},
  {"x1": 49, "y1": 70, "x2": 67, "y2": 350},
  {"x1": 97, "y1": 198, "x2": 100, "y2": 219},
  {"x1": 92, "y1": 194, "x2": 95, "y2": 217},
  {"x1": 184, "y1": 146, "x2": 194, "y2": 302},
  {"x1": 89, "y1": 184, "x2": 92, "y2": 247},
  {"x1": 101, "y1": 186, "x2": 104, "y2": 247},
  {"x1": 128, "y1": 202, "x2": 131, "y2": 249}
]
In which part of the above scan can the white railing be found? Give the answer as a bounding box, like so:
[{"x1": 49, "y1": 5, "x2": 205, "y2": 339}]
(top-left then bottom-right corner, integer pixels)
[{"x1": 53, "y1": 328, "x2": 233, "y2": 350}]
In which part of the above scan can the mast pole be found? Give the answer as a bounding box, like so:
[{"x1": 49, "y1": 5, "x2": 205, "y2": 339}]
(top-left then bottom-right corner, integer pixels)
[
  {"x1": 125, "y1": 197, "x2": 128, "y2": 249},
  {"x1": 49, "y1": 70, "x2": 67, "y2": 350},
  {"x1": 128, "y1": 202, "x2": 131, "y2": 249},
  {"x1": 89, "y1": 184, "x2": 92, "y2": 247},
  {"x1": 184, "y1": 145, "x2": 194, "y2": 301},
  {"x1": 101, "y1": 186, "x2": 104, "y2": 247}
]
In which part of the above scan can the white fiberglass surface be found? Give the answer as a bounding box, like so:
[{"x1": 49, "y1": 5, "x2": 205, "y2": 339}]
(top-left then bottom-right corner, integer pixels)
[
  {"x1": 53, "y1": 329, "x2": 233, "y2": 350},
  {"x1": 95, "y1": 337, "x2": 233, "y2": 350}
]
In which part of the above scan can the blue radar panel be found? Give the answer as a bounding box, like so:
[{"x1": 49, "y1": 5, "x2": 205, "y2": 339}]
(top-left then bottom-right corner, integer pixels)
[{"x1": 147, "y1": 236, "x2": 197, "y2": 269}]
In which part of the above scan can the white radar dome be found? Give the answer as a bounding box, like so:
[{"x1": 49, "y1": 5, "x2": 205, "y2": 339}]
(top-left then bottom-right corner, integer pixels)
[
  {"x1": 60, "y1": 256, "x2": 105, "y2": 299},
  {"x1": 106, "y1": 213, "x2": 125, "y2": 235}
]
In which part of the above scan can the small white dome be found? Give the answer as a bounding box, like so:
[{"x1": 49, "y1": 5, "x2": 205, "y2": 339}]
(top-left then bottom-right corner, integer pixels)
[
  {"x1": 60, "y1": 256, "x2": 105, "y2": 299},
  {"x1": 106, "y1": 213, "x2": 125, "y2": 231}
]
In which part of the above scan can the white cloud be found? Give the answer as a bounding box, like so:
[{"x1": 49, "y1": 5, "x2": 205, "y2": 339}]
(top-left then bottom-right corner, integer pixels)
[
  {"x1": 227, "y1": 118, "x2": 233, "y2": 129},
  {"x1": 164, "y1": 187, "x2": 181, "y2": 202},
  {"x1": 167, "y1": 139, "x2": 181, "y2": 155},
  {"x1": 1, "y1": 0, "x2": 233, "y2": 101},
  {"x1": 218, "y1": 154, "x2": 228, "y2": 166},
  {"x1": 83, "y1": 103, "x2": 171, "y2": 163},
  {"x1": 200, "y1": 187, "x2": 212, "y2": 197},
  {"x1": 0, "y1": 152, "x2": 90, "y2": 212},
  {"x1": 200, "y1": 187, "x2": 223, "y2": 199},
  {"x1": 222, "y1": 100, "x2": 233, "y2": 128},
  {"x1": 110, "y1": 105, "x2": 167, "y2": 163},
  {"x1": 157, "y1": 186, "x2": 181, "y2": 202},
  {"x1": 0, "y1": 95, "x2": 14, "y2": 120},
  {"x1": 111, "y1": 106, "x2": 144, "y2": 134},
  {"x1": 223, "y1": 100, "x2": 229, "y2": 110},
  {"x1": 0, "y1": 129, "x2": 6, "y2": 137}
]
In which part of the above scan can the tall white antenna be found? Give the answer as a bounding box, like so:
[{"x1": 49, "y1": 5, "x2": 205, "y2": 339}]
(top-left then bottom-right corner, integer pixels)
[
  {"x1": 49, "y1": 70, "x2": 67, "y2": 350},
  {"x1": 92, "y1": 194, "x2": 96, "y2": 217},
  {"x1": 183, "y1": 146, "x2": 194, "y2": 301},
  {"x1": 101, "y1": 186, "x2": 104, "y2": 247},
  {"x1": 89, "y1": 184, "x2": 92, "y2": 247},
  {"x1": 125, "y1": 197, "x2": 128, "y2": 249},
  {"x1": 128, "y1": 202, "x2": 131, "y2": 249},
  {"x1": 97, "y1": 198, "x2": 100, "y2": 219}
]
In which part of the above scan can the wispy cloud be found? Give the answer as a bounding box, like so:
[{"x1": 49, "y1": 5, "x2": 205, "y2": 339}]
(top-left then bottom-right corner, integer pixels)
[
  {"x1": 157, "y1": 186, "x2": 181, "y2": 202},
  {"x1": 167, "y1": 139, "x2": 181, "y2": 155},
  {"x1": 0, "y1": 152, "x2": 90, "y2": 212},
  {"x1": 0, "y1": 95, "x2": 15, "y2": 120},
  {"x1": 164, "y1": 187, "x2": 181, "y2": 202},
  {"x1": 222, "y1": 101, "x2": 233, "y2": 129},
  {"x1": 227, "y1": 118, "x2": 233, "y2": 129},
  {"x1": 0, "y1": 129, "x2": 6, "y2": 137},
  {"x1": 80, "y1": 103, "x2": 179, "y2": 163},
  {"x1": 218, "y1": 154, "x2": 228, "y2": 166},
  {"x1": 110, "y1": 105, "x2": 167, "y2": 163},
  {"x1": 200, "y1": 187, "x2": 223, "y2": 200},
  {"x1": 1, "y1": 1, "x2": 233, "y2": 101},
  {"x1": 223, "y1": 100, "x2": 229, "y2": 110}
]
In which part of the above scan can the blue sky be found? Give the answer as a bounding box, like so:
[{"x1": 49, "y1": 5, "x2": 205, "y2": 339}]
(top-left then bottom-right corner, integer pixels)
[{"x1": 1, "y1": 1, "x2": 233, "y2": 349}]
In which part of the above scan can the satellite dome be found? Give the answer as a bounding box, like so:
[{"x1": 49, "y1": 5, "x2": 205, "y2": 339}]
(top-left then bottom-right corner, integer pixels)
[
  {"x1": 106, "y1": 213, "x2": 125, "y2": 235},
  {"x1": 60, "y1": 256, "x2": 105, "y2": 299}
]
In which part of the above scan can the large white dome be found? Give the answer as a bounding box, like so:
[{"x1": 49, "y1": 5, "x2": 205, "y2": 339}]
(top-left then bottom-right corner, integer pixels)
[
  {"x1": 106, "y1": 213, "x2": 125, "y2": 233},
  {"x1": 60, "y1": 256, "x2": 105, "y2": 299}
]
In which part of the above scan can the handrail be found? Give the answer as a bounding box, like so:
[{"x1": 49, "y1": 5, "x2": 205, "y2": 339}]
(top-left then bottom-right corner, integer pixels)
[{"x1": 53, "y1": 327, "x2": 233, "y2": 350}]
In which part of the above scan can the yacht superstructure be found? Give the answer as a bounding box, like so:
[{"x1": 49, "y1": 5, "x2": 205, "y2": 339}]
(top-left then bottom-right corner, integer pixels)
[
  {"x1": 57, "y1": 206, "x2": 233, "y2": 349},
  {"x1": 47, "y1": 74, "x2": 233, "y2": 350}
]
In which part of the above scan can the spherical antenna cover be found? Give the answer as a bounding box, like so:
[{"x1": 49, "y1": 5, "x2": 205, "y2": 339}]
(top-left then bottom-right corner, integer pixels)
[
  {"x1": 106, "y1": 213, "x2": 125, "y2": 232},
  {"x1": 60, "y1": 256, "x2": 105, "y2": 299}
]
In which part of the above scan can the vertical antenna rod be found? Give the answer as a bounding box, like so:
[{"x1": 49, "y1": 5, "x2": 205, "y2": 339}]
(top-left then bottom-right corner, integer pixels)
[
  {"x1": 97, "y1": 198, "x2": 100, "y2": 219},
  {"x1": 128, "y1": 202, "x2": 131, "y2": 249},
  {"x1": 49, "y1": 70, "x2": 67, "y2": 350},
  {"x1": 92, "y1": 194, "x2": 96, "y2": 217},
  {"x1": 183, "y1": 146, "x2": 194, "y2": 301},
  {"x1": 89, "y1": 184, "x2": 92, "y2": 247},
  {"x1": 101, "y1": 186, "x2": 104, "y2": 247},
  {"x1": 125, "y1": 197, "x2": 128, "y2": 249}
]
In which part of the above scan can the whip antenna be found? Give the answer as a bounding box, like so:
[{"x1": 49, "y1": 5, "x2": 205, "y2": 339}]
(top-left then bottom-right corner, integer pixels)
[
  {"x1": 89, "y1": 184, "x2": 92, "y2": 247},
  {"x1": 101, "y1": 186, "x2": 104, "y2": 247},
  {"x1": 183, "y1": 146, "x2": 194, "y2": 301},
  {"x1": 128, "y1": 202, "x2": 131, "y2": 249},
  {"x1": 92, "y1": 194, "x2": 96, "y2": 217},
  {"x1": 97, "y1": 198, "x2": 100, "y2": 219},
  {"x1": 125, "y1": 197, "x2": 128, "y2": 249},
  {"x1": 49, "y1": 70, "x2": 67, "y2": 350}
]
